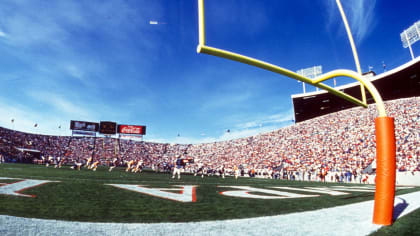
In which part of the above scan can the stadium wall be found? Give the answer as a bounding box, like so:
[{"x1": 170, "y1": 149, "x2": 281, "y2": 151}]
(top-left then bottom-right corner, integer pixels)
[
  {"x1": 396, "y1": 172, "x2": 420, "y2": 186},
  {"x1": 361, "y1": 172, "x2": 420, "y2": 186}
]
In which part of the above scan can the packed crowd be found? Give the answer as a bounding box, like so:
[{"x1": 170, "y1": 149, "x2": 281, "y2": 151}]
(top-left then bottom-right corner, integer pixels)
[
  {"x1": 186, "y1": 97, "x2": 419, "y2": 180},
  {"x1": 0, "y1": 97, "x2": 419, "y2": 182}
]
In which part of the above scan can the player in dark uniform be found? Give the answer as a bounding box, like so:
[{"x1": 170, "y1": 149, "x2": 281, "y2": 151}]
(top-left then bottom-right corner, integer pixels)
[
  {"x1": 71, "y1": 158, "x2": 83, "y2": 171},
  {"x1": 219, "y1": 165, "x2": 225, "y2": 179},
  {"x1": 172, "y1": 155, "x2": 184, "y2": 179},
  {"x1": 194, "y1": 163, "x2": 205, "y2": 178}
]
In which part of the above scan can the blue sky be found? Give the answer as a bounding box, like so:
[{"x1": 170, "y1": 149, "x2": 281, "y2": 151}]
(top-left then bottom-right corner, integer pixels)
[{"x1": 0, "y1": 0, "x2": 419, "y2": 144}]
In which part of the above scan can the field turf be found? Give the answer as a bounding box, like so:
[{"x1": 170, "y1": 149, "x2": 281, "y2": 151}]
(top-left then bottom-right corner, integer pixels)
[{"x1": 1, "y1": 163, "x2": 419, "y2": 235}]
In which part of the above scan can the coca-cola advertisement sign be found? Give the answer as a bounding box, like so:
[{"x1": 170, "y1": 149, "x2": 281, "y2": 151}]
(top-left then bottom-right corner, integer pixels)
[{"x1": 118, "y1": 125, "x2": 146, "y2": 135}]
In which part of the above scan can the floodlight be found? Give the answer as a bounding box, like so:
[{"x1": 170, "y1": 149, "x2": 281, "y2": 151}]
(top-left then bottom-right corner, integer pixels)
[
  {"x1": 400, "y1": 20, "x2": 420, "y2": 60},
  {"x1": 297, "y1": 66, "x2": 322, "y2": 79},
  {"x1": 297, "y1": 66, "x2": 323, "y2": 93}
]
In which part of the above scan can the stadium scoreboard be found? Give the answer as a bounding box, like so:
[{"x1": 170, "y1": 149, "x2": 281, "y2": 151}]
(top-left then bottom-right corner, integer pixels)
[
  {"x1": 70, "y1": 120, "x2": 147, "y2": 136},
  {"x1": 99, "y1": 121, "x2": 117, "y2": 135}
]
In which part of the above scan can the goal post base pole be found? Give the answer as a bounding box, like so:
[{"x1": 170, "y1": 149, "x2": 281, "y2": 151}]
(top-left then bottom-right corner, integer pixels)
[{"x1": 373, "y1": 116, "x2": 396, "y2": 225}]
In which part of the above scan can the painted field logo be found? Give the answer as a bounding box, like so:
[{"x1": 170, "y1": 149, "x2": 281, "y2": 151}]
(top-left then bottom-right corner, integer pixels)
[
  {"x1": 218, "y1": 186, "x2": 378, "y2": 199},
  {"x1": 107, "y1": 184, "x2": 197, "y2": 203},
  {"x1": 1, "y1": 178, "x2": 413, "y2": 202},
  {"x1": 219, "y1": 186, "x2": 319, "y2": 199},
  {"x1": 0, "y1": 178, "x2": 57, "y2": 198}
]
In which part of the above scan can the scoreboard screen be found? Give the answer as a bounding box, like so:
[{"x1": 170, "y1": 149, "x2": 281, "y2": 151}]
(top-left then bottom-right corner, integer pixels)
[
  {"x1": 70, "y1": 120, "x2": 99, "y2": 132},
  {"x1": 99, "y1": 121, "x2": 117, "y2": 135}
]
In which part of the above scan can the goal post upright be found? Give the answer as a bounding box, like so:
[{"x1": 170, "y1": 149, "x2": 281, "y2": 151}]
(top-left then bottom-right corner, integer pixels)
[
  {"x1": 336, "y1": 0, "x2": 367, "y2": 104},
  {"x1": 196, "y1": 0, "x2": 397, "y2": 225}
]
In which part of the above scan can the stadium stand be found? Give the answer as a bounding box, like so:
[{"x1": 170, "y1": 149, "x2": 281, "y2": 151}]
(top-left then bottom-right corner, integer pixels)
[{"x1": 1, "y1": 97, "x2": 418, "y2": 184}]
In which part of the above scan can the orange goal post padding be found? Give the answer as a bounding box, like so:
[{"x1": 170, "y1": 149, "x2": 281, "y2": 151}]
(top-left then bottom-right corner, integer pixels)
[{"x1": 373, "y1": 116, "x2": 396, "y2": 225}]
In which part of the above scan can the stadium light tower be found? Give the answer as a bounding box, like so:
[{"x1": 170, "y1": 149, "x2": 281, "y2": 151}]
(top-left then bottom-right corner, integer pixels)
[
  {"x1": 297, "y1": 66, "x2": 322, "y2": 93},
  {"x1": 401, "y1": 20, "x2": 420, "y2": 60}
]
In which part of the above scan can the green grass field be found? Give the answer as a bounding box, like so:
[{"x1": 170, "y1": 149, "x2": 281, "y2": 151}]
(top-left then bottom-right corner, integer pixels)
[{"x1": 1, "y1": 163, "x2": 419, "y2": 235}]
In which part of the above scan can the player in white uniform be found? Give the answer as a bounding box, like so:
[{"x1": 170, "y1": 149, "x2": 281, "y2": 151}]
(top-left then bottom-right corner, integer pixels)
[
  {"x1": 85, "y1": 157, "x2": 93, "y2": 169},
  {"x1": 267, "y1": 167, "x2": 273, "y2": 179},
  {"x1": 125, "y1": 159, "x2": 135, "y2": 172},
  {"x1": 45, "y1": 156, "x2": 53, "y2": 167},
  {"x1": 91, "y1": 160, "x2": 99, "y2": 171},
  {"x1": 234, "y1": 165, "x2": 240, "y2": 180},
  {"x1": 109, "y1": 157, "x2": 118, "y2": 172},
  {"x1": 132, "y1": 159, "x2": 143, "y2": 173}
]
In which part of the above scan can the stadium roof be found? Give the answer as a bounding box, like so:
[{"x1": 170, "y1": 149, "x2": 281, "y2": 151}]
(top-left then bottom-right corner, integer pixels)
[{"x1": 292, "y1": 56, "x2": 420, "y2": 99}]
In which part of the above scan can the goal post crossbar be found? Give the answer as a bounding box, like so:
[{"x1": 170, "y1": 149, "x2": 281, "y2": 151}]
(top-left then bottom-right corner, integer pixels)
[{"x1": 197, "y1": 0, "x2": 386, "y2": 117}]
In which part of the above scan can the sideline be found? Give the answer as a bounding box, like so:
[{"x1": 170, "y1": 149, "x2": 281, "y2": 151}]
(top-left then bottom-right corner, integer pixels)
[{"x1": 1, "y1": 191, "x2": 420, "y2": 236}]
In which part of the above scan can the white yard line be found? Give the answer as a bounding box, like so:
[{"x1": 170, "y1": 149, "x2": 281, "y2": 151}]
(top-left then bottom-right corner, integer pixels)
[{"x1": 1, "y1": 191, "x2": 420, "y2": 236}]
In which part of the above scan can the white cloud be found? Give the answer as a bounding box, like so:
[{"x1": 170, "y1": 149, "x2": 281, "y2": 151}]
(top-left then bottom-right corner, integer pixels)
[
  {"x1": 199, "y1": 92, "x2": 252, "y2": 112},
  {"x1": 215, "y1": 111, "x2": 294, "y2": 142},
  {"x1": 346, "y1": 0, "x2": 377, "y2": 43},
  {"x1": 326, "y1": 0, "x2": 377, "y2": 44},
  {"x1": 0, "y1": 29, "x2": 6, "y2": 38},
  {"x1": 146, "y1": 110, "x2": 295, "y2": 145},
  {"x1": 65, "y1": 64, "x2": 84, "y2": 80},
  {"x1": 235, "y1": 110, "x2": 294, "y2": 130},
  {"x1": 0, "y1": 99, "x2": 70, "y2": 136},
  {"x1": 25, "y1": 90, "x2": 94, "y2": 120}
]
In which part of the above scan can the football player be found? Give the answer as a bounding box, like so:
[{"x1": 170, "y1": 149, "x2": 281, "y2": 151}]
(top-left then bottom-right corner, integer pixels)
[
  {"x1": 125, "y1": 159, "x2": 135, "y2": 172},
  {"x1": 219, "y1": 165, "x2": 225, "y2": 179},
  {"x1": 194, "y1": 163, "x2": 205, "y2": 178},
  {"x1": 172, "y1": 155, "x2": 184, "y2": 179},
  {"x1": 234, "y1": 165, "x2": 240, "y2": 179},
  {"x1": 85, "y1": 156, "x2": 93, "y2": 169},
  {"x1": 91, "y1": 160, "x2": 100, "y2": 171},
  {"x1": 71, "y1": 159, "x2": 83, "y2": 171},
  {"x1": 132, "y1": 159, "x2": 143, "y2": 173},
  {"x1": 109, "y1": 157, "x2": 118, "y2": 172}
]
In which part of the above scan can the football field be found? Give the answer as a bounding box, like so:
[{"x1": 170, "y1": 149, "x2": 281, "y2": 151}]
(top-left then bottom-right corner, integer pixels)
[{"x1": 1, "y1": 163, "x2": 419, "y2": 235}]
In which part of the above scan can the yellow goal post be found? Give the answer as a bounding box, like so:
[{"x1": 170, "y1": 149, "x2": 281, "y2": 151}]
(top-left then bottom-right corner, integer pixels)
[{"x1": 196, "y1": 0, "x2": 397, "y2": 226}]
